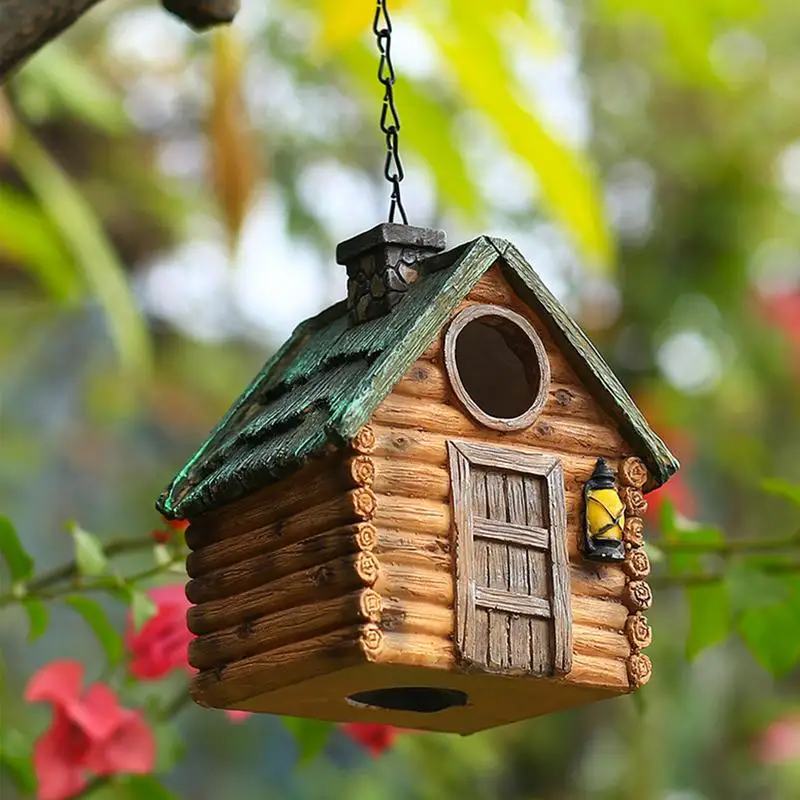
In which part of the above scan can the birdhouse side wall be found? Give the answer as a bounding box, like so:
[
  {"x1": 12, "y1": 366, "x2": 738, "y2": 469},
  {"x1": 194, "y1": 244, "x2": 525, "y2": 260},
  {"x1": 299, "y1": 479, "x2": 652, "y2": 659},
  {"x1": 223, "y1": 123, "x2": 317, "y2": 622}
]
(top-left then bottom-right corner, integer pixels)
[
  {"x1": 362, "y1": 264, "x2": 650, "y2": 692},
  {"x1": 182, "y1": 452, "x2": 385, "y2": 709}
]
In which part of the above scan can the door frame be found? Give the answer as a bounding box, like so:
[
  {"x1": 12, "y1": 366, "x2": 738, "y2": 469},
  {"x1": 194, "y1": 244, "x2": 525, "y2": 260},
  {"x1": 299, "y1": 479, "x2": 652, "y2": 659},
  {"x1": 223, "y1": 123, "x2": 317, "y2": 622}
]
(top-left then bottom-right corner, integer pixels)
[{"x1": 447, "y1": 440, "x2": 572, "y2": 675}]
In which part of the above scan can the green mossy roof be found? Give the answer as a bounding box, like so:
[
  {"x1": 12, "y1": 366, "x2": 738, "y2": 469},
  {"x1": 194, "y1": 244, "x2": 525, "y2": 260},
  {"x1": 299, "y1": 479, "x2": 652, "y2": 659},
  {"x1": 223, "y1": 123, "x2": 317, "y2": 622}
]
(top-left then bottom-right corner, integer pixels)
[{"x1": 157, "y1": 237, "x2": 679, "y2": 519}]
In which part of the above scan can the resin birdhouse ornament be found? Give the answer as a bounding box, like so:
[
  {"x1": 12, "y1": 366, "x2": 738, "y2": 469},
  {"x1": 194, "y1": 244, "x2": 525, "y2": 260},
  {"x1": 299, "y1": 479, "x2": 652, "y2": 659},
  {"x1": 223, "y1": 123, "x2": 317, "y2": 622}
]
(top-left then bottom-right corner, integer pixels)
[{"x1": 156, "y1": 222, "x2": 679, "y2": 734}]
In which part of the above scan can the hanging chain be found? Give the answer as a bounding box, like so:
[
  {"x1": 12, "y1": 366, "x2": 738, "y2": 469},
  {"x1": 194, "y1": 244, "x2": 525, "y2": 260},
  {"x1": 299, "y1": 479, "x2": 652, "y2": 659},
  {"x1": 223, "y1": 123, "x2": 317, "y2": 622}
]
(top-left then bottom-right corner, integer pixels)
[{"x1": 373, "y1": 0, "x2": 408, "y2": 225}]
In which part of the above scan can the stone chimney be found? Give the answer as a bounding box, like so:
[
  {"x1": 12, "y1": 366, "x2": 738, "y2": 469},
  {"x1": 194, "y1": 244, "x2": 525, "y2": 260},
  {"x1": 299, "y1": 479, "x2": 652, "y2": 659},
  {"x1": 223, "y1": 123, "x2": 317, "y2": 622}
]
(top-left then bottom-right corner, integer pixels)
[{"x1": 336, "y1": 223, "x2": 446, "y2": 324}]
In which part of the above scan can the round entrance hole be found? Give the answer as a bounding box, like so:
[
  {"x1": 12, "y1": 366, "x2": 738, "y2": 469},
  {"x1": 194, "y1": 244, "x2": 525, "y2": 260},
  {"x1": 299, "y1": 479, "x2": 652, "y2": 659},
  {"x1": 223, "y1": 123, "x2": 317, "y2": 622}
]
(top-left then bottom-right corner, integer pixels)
[
  {"x1": 445, "y1": 305, "x2": 550, "y2": 431},
  {"x1": 346, "y1": 687, "x2": 468, "y2": 713}
]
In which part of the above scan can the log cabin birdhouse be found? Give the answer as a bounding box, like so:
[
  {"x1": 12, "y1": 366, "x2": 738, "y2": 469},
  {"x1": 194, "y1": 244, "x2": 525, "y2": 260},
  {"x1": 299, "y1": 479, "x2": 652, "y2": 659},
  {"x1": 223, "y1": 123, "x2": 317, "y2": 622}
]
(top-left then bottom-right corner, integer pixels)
[{"x1": 156, "y1": 224, "x2": 679, "y2": 734}]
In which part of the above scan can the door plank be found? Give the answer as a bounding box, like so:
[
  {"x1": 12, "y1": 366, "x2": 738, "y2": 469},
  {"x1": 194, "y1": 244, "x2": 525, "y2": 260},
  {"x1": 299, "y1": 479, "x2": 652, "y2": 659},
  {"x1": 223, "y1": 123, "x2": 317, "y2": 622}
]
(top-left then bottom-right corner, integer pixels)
[
  {"x1": 547, "y1": 464, "x2": 573, "y2": 674},
  {"x1": 475, "y1": 586, "x2": 551, "y2": 618},
  {"x1": 473, "y1": 518, "x2": 549, "y2": 549},
  {"x1": 447, "y1": 442, "x2": 474, "y2": 659},
  {"x1": 470, "y1": 470, "x2": 490, "y2": 666},
  {"x1": 484, "y1": 471, "x2": 511, "y2": 669},
  {"x1": 505, "y1": 473, "x2": 532, "y2": 670}
]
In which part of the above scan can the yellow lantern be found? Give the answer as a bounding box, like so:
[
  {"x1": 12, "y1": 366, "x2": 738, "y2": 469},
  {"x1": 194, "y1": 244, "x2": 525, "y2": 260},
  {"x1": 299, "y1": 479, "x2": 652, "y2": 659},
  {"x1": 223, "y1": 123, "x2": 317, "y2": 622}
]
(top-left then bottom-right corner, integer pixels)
[{"x1": 583, "y1": 458, "x2": 626, "y2": 562}]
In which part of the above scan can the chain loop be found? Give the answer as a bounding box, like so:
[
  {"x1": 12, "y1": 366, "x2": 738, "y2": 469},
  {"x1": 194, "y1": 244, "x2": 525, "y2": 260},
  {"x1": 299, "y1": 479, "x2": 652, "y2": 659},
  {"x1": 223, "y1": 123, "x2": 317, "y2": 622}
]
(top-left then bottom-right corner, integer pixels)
[{"x1": 373, "y1": 0, "x2": 408, "y2": 224}]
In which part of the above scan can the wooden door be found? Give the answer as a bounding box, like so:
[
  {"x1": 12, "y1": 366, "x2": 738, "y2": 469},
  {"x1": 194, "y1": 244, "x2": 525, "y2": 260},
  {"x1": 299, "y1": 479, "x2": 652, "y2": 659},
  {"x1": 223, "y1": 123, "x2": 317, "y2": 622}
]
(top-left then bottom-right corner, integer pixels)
[{"x1": 448, "y1": 441, "x2": 572, "y2": 675}]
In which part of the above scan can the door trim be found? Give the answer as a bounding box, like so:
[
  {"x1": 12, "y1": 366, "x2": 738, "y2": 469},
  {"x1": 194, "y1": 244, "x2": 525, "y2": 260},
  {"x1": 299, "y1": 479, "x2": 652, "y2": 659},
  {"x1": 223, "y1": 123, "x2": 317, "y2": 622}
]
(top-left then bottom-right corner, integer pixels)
[{"x1": 447, "y1": 440, "x2": 572, "y2": 675}]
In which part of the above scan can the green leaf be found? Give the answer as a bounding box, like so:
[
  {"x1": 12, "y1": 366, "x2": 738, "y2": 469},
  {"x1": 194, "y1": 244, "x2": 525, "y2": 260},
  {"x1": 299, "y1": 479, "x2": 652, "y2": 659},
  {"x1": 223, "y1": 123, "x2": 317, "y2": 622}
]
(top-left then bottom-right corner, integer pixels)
[
  {"x1": 18, "y1": 42, "x2": 128, "y2": 134},
  {"x1": 68, "y1": 523, "x2": 108, "y2": 576},
  {"x1": 0, "y1": 185, "x2": 81, "y2": 301},
  {"x1": 0, "y1": 728, "x2": 36, "y2": 794},
  {"x1": 9, "y1": 126, "x2": 151, "y2": 377},
  {"x1": 686, "y1": 583, "x2": 730, "y2": 659},
  {"x1": 124, "y1": 775, "x2": 180, "y2": 800},
  {"x1": 761, "y1": 477, "x2": 800, "y2": 508},
  {"x1": 153, "y1": 721, "x2": 186, "y2": 773},
  {"x1": 0, "y1": 515, "x2": 34, "y2": 582},
  {"x1": 64, "y1": 595, "x2": 124, "y2": 666},
  {"x1": 738, "y1": 599, "x2": 800, "y2": 677},
  {"x1": 726, "y1": 563, "x2": 791, "y2": 615},
  {"x1": 22, "y1": 598, "x2": 49, "y2": 641},
  {"x1": 130, "y1": 590, "x2": 158, "y2": 632},
  {"x1": 283, "y1": 717, "x2": 334, "y2": 762}
]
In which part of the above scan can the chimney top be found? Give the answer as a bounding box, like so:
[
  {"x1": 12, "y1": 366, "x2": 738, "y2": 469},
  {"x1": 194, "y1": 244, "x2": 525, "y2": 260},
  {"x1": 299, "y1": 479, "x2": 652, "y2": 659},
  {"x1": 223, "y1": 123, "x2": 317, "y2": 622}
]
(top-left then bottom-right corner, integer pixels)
[{"x1": 336, "y1": 223, "x2": 447, "y2": 324}]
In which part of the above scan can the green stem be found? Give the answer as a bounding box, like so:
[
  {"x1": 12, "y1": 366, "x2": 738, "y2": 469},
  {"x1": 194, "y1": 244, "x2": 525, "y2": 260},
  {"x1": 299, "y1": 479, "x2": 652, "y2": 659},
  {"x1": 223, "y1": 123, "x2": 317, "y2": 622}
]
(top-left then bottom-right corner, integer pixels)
[
  {"x1": 0, "y1": 537, "x2": 168, "y2": 607},
  {"x1": 657, "y1": 531, "x2": 800, "y2": 555},
  {"x1": 653, "y1": 561, "x2": 800, "y2": 588}
]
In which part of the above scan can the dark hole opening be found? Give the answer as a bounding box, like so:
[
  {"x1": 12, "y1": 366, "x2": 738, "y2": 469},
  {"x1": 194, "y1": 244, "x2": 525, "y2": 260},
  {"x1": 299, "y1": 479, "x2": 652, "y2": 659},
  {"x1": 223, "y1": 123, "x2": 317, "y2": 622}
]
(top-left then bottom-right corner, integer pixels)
[
  {"x1": 454, "y1": 317, "x2": 541, "y2": 419},
  {"x1": 346, "y1": 687, "x2": 468, "y2": 713}
]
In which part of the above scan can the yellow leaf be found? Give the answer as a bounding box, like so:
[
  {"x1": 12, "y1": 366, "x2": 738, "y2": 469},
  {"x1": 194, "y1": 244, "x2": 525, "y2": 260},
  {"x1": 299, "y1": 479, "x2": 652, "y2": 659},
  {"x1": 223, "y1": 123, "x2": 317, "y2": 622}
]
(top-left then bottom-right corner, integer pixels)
[
  {"x1": 431, "y1": 10, "x2": 613, "y2": 269},
  {"x1": 208, "y1": 29, "x2": 259, "y2": 252},
  {"x1": 341, "y1": 43, "x2": 482, "y2": 219},
  {"x1": 315, "y1": 0, "x2": 412, "y2": 53}
]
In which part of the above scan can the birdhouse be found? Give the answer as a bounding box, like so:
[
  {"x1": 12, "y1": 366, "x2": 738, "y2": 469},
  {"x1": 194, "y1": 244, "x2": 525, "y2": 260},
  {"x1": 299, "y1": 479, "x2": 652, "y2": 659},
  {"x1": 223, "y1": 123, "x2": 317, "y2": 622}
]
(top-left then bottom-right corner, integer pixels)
[{"x1": 156, "y1": 224, "x2": 679, "y2": 734}]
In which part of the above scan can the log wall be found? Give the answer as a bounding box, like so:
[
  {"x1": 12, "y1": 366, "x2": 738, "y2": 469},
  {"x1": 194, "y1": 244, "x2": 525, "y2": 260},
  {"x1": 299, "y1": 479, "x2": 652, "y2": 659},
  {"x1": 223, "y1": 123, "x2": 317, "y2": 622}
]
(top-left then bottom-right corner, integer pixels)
[{"x1": 360, "y1": 264, "x2": 651, "y2": 692}]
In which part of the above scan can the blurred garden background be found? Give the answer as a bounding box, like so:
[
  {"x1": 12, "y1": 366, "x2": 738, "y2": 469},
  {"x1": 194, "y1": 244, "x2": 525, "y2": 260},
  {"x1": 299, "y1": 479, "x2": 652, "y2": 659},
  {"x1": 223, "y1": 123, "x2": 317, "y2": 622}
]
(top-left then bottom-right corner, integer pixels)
[{"x1": 3, "y1": 0, "x2": 800, "y2": 798}]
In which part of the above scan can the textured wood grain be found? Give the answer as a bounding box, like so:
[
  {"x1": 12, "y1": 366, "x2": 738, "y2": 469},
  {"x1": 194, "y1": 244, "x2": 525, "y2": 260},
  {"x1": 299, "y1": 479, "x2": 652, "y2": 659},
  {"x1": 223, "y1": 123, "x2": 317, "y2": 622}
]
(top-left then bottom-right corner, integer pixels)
[
  {"x1": 571, "y1": 565, "x2": 627, "y2": 599},
  {"x1": 191, "y1": 625, "x2": 363, "y2": 707},
  {"x1": 381, "y1": 597, "x2": 453, "y2": 637},
  {"x1": 371, "y1": 494, "x2": 451, "y2": 535},
  {"x1": 373, "y1": 529, "x2": 451, "y2": 571},
  {"x1": 484, "y1": 470, "x2": 511, "y2": 670},
  {"x1": 370, "y1": 457, "x2": 451, "y2": 500},
  {"x1": 627, "y1": 653, "x2": 652, "y2": 688},
  {"x1": 546, "y1": 462, "x2": 573, "y2": 675},
  {"x1": 565, "y1": 653, "x2": 629, "y2": 689},
  {"x1": 187, "y1": 553, "x2": 370, "y2": 635},
  {"x1": 571, "y1": 595, "x2": 629, "y2": 630},
  {"x1": 186, "y1": 523, "x2": 372, "y2": 604},
  {"x1": 372, "y1": 563, "x2": 454, "y2": 605},
  {"x1": 475, "y1": 587, "x2": 551, "y2": 617},
  {"x1": 186, "y1": 453, "x2": 349, "y2": 548},
  {"x1": 572, "y1": 624, "x2": 631, "y2": 660},
  {"x1": 366, "y1": 632, "x2": 454, "y2": 668},
  {"x1": 372, "y1": 394, "x2": 627, "y2": 458},
  {"x1": 625, "y1": 614, "x2": 653, "y2": 651},
  {"x1": 188, "y1": 590, "x2": 371, "y2": 670},
  {"x1": 187, "y1": 488, "x2": 375, "y2": 578}
]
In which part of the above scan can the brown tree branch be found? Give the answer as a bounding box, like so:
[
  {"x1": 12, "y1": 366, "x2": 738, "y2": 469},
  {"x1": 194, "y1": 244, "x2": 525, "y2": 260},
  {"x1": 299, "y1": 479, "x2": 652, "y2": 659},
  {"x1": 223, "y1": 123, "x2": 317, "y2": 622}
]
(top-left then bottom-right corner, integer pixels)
[{"x1": 0, "y1": 0, "x2": 240, "y2": 83}]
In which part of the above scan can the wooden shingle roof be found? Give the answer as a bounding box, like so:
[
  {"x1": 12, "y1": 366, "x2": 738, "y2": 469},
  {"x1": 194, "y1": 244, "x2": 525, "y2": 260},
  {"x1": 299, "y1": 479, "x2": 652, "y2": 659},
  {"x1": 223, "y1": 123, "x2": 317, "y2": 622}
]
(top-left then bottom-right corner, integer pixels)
[{"x1": 157, "y1": 237, "x2": 678, "y2": 519}]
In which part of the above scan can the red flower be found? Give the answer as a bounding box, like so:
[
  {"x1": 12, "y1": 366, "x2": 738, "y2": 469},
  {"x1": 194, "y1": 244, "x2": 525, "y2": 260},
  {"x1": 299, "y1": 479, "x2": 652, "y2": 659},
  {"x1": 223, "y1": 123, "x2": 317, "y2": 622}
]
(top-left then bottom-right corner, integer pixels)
[
  {"x1": 166, "y1": 518, "x2": 189, "y2": 534},
  {"x1": 124, "y1": 585, "x2": 253, "y2": 722},
  {"x1": 149, "y1": 529, "x2": 171, "y2": 544},
  {"x1": 760, "y1": 290, "x2": 800, "y2": 373},
  {"x1": 126, "y1": 585, "x2": 192, "y2": 680},
  {"x1": 25, "y1": 661, "x2": 155, "y2": 800},
  {"x1": 755, "y1": 714, "x2": 800, "y2": 764},
  {"x1": 342, "y1": 723, "x2": 398, "y2": 756}
]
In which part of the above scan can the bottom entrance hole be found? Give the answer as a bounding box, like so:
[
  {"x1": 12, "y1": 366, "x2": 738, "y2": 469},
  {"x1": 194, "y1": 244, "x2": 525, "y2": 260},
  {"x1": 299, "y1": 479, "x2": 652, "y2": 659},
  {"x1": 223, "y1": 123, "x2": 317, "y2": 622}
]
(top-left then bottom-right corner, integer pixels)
[{"x1": 346, "y1": 687, "x2": 468, "y2": 713}]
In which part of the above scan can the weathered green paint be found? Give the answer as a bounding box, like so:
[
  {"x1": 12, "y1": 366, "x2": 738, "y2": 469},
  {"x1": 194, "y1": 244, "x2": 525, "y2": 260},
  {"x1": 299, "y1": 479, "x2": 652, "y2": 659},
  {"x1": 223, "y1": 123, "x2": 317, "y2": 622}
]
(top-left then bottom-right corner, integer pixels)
[{"x1": 157, "y1": 236, "x2": 678, "y2": 519}]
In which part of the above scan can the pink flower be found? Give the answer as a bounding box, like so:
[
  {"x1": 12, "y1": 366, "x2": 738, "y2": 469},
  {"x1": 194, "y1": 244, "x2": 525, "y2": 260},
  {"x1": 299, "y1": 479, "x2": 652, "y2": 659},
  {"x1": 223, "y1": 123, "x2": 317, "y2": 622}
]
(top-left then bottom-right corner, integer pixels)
[
  {"x1": 342, "y1": 723, "x2": 398, "y2": 756},
  {"x1": 756, "y1": 714, "x2": 800, "y2": 764},
  {"x1": 125, "y1": 585, "x2": 252, "y2": 722},
  {"x1": 126, "y1": 585, "x2": 193, "y2": 680},
  {"x1": 224, "y1": 709, "x2": 252, "y2": 723},
  {"x1": 25, "y1": 661, "x2": 155, "y2": 800}
]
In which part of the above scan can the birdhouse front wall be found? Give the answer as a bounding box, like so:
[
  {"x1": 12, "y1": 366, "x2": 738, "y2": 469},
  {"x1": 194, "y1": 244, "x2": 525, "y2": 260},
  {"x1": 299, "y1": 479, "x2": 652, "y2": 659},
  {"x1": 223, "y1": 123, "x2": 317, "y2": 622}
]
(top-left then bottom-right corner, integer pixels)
[{"x1": 362, "y1": 263, "x2": 651, "y2": 694}]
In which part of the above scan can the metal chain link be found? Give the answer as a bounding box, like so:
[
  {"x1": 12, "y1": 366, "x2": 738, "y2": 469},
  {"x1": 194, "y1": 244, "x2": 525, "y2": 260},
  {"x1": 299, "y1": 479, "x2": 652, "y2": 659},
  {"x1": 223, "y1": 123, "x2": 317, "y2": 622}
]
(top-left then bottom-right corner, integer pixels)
[{"x1": 373, "y1": 0, "x2": 408, "y2": 225}]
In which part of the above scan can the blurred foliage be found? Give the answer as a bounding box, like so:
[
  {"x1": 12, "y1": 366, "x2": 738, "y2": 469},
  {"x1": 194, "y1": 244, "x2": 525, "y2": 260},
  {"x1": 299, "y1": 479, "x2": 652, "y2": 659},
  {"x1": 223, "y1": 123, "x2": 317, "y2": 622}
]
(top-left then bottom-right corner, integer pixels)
[{"x1": 2, "y1": 0, "x2": 800, "y2": 798}]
